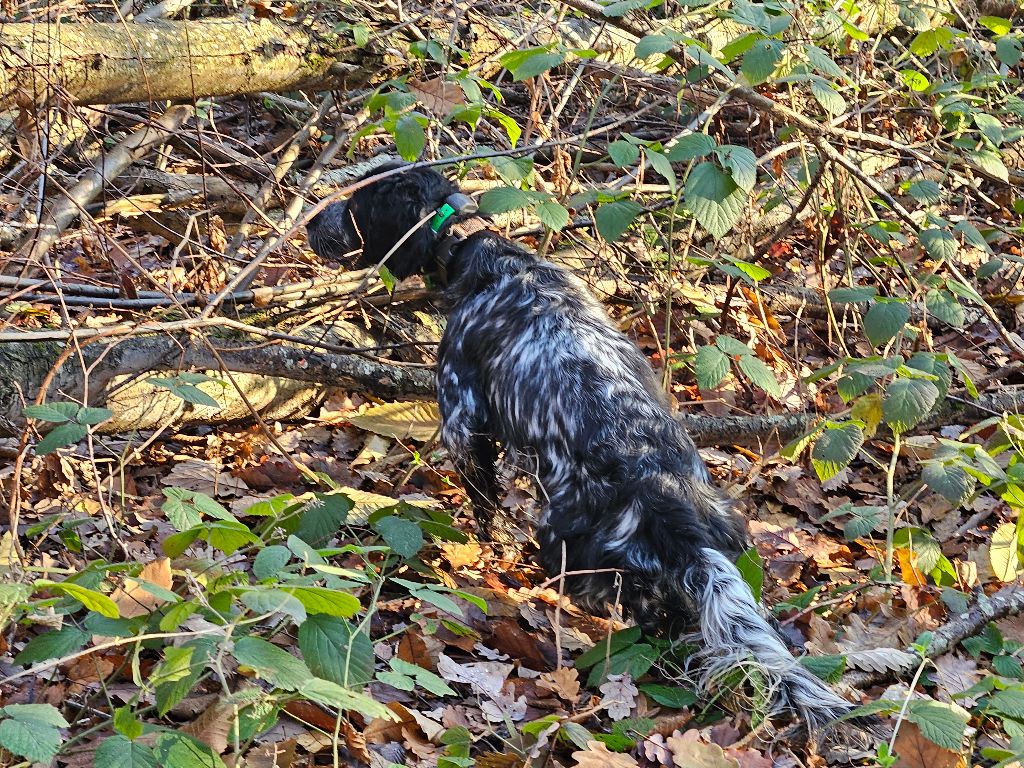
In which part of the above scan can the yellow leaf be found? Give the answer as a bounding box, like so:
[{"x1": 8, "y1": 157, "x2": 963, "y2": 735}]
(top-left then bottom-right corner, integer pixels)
[
  {"x1": 348, "y1": 401, "x2": 441, "y2": 442},
  {"x1": 989, "y1": 523, "x2": 1021, "y2": 582}
]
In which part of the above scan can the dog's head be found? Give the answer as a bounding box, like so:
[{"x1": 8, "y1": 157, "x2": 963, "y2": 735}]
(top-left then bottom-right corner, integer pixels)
[{"x1": 306, "y1": 162, "x2": 477, "y2": 279}]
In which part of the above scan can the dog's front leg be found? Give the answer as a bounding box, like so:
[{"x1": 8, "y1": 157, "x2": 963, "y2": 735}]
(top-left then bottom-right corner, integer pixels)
[{"x1": 437, "y1": 365, "x2": 518, "y2": 554}]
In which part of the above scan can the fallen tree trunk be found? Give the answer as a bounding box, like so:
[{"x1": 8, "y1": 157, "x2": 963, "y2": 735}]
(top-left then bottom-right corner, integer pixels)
[
  {"x1": 1, "y1": 332, "x2": 1020, "y2": 448},
  {"x1": 0, "y1": 19, "x2": 371, "y2": 109}
]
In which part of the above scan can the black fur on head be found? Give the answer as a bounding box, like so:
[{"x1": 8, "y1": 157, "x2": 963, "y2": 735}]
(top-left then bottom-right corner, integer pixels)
[{"x1": 305, "y1": 163, "x2": 464, "y2": 279}]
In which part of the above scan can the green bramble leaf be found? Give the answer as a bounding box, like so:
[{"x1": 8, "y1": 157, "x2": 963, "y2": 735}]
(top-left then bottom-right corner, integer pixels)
[
  {"x1": 883, "y1": 377, "x2": 939, "y2": 433},
  {"x1": 595, "y1": 200, "x2": 644, "y2": 242},
  {"x1": 694, "y1": 345, "x2": 730, "y2": 390},
  {"x1": 811, "y1": 423, "x2": 864, "y2": 482},
  {"x1": 684, "y1": 162, "x2": 746, "y2": 239},
  {"x1": 863, "y1": 301, "x2": 909, "y2": 347}
]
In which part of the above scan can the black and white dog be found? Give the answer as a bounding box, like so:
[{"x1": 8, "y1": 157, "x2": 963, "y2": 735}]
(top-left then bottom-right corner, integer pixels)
[{"x1": 307, "y1": 164, "x2": 860, "y2": 733}]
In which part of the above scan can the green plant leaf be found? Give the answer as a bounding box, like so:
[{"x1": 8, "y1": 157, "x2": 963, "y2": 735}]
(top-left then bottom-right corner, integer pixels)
[
  {"x1": 735, "y1": 547, "x2": 763, "y2": 602},
  {"x1": 233, "y1": 636, "x2": 313, "y2": 692},
  {"x1": 535, "y1": 200, "x2": 570, "y2": 231},
  {"x1": 38, "y1": 580, "x2": 119, "y2": 618},
  {"x1": 997, "y1": 35, "x2": 1023, "y2": 66},
  {"x1": 907, "y1": 179, "x2": 941, "y2": 205},
  {"x1": 829, "y1": 286, "x2": 876, "y2": 304},
  {"x1": 15, "y1": 626, "x2": 89, "y2": 665},
  {"x1": 716, "y1": 145, "x2": 758, "y2": 192},
  {"x1": 299, "y1": 615, "x2": 375, "y2": 689},
  {"x1": 903, "y1": 699, "x2": 969, "y2": 750},
  {"x1": 153, "y1": 733, "x2": 228, "y2": 768},
  {"x1": 94, "y1": 735, "x2": 158, "y2": 768},
  {"x1": 883, "y1": 377, "x2": 939, "y2": 433},
  {"x1": 990, "y1": 688, "x2": 1024, "y2": 718},
  {"x1": 694, "y1": 345, "x2": 730, "y2": 390},
  {"x1": 922, "y1": 461, "x2": 974, "y2": 505},
  {"x1": 665, "y1": 133, "x2": 716, "y2": 162},
  {"x1": 594, "y1": 200, "x2": 644, "y2": 242},
  {"x1": 0, "y1": 718, "x2": 61, "y2": 764},
  {"x1": 637, "y1": 684, "x2": 698, "y2": 708},
  {"x1": 35, "y1": 422, "x2": 88, "y2": 455},
  {"x1": 811, "y1": 423, "x2": 864, "y2": 482},
  {"x1": 297, "y1": 492, "x2": 353, "y2": 546},
  {"x1": 635, "y1": 33, "x2": 675, "y2": 60},
  {"x1": 374, "y1": 515, "x2": 424, "y2": 558},
  {"x1": 920, "y1": 228, "x2": 958, "y2": 263},
  {"x1": 204, "y1": 519, "x2": 260, "y2": 555},
  {"x1": 608, "y1": 140, "x2": 640, "y2": 167},
  {"x1": 737, "y1": 355, "x2": 781, "y2": 398},
  {"x1": 925, "y1": 289, "x2": 965, "y2": 328},
  {"x1": 684, "y1": 162, "x2": 746, "y2": 239},
  {"x1": 394, "y1": 114, "x2": 425, "y2": 161},
  {"x1": 300, "y1": 678, "x2": 398, "y2": 720},
  {"x1": 390, "y1": 658, "x2": 457, "y2": 696},
  {"x1": 23, "y1": 402, "x2": 79, "y2": 423},
  {"x1": 501, "y1": 48, "x2": 566, "y2": 80},
  {"x1": 240, "y1": 589, "x2": 307, "y2": 623},
  {"x1": 252, "y1": 545, "x2": 292, "y2": 581},
  {"x1": 863, "y1": 301, "x2": 909, "y2": 347},
  {"x1": 645, "y1": 148, "x2": 676, "y2": 194},
  {"x1": 810, "y1": 77, "x2": 846, "y2": 115},
  {"x1": 800, "y1": 654, "x2": 846, "y2": 683},
  {"x1": 909, "y1": 27, "x2": 953, "y2": 56},
  {"x1": 741, "y1": 38, "x2": 782, "y2": 85},
  {"x1": 575, "y1": 626, "x2": 643, "y2": 669},
  {"x1": 280, "y1": 586, "x2": 361, "y2": 617},
  {"x1": 478, "y1": 186, "x2": 535, "y2": 215}
]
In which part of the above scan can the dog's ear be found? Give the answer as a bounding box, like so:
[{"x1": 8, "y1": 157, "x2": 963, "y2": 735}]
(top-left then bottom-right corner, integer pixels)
[{"x1": 306, "y1": 201, "x2": 359, "y2": 262}]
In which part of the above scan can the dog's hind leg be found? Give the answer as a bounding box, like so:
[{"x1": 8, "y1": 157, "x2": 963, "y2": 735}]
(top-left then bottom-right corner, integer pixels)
[{"x1": 437, "y1": 363, "x2": 518, "y2": 553}]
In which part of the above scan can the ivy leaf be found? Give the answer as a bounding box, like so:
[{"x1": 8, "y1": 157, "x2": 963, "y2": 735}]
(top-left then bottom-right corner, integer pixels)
[
  {"x1": 694, "y1": 345, "x2": 730, "y2": 390},
  {"x1": 883, "y1": 377, "x2": 939, "y2": 433},
  {"x1": 684, "y1": 162, "x2": 746, "y2": 239},
  {"x1": 595, "y1": 200, "x2": 644, "y2": 242},
  {"x1": 863, "y1": 301, "x2": 910, "y2": 347},
  {"x1": 811, "y1": 423, "x2": 864, "y2": 482}
]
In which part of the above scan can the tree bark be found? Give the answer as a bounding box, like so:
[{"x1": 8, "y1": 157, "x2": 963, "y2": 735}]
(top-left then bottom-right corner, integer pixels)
[{"x1": 0, "y1": 19, "x2": 365, "y2": 109}]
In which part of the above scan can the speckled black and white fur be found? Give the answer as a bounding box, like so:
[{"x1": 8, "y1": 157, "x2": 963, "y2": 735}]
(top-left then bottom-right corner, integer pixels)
[{"x1": 308, "y1": 163, "x2": 863, "y2": 735}]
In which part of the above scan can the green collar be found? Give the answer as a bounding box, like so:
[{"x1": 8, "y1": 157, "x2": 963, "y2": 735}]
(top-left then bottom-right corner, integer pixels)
[{"x1": 430, "y1": 203, "x2": 457, "y2": 233}]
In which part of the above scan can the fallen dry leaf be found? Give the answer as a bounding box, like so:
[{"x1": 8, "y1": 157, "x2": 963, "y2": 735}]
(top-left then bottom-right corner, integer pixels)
[
  {"x1": 111, "y1": 557, "x2": 172, "y2": 618},
  {"x1": 572, "y1": 740, "x2": 641, "y2": 767},
  {"x1": 182, "y1": 693, "x2": 246, "y2": 753},
  {"x1": 893, "y1": 722, "x2": 966, "y2": 768},
  {"x1": 599, "y1": 673, "x2": 638, "y2": 721},
  {"x1": 408, "y1": 77, "x2": 467, "y2": 117},
  {"x1": 538, "y1": 667, "x2": 581, "y2": 702},
  {"x1": 666, "y1": 730, "x2": 741, "y2": 768}
]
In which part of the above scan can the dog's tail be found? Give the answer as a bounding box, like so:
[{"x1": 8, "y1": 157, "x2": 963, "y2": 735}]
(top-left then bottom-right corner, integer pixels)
[{"x1": 683, "y1": 547, "x2": 858, "y2": 733}]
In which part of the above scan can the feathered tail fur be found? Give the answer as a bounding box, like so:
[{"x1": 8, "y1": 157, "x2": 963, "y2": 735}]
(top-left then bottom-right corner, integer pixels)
[{"x1": 685, "y1": 548, "x2": 860, "y2": 733}]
